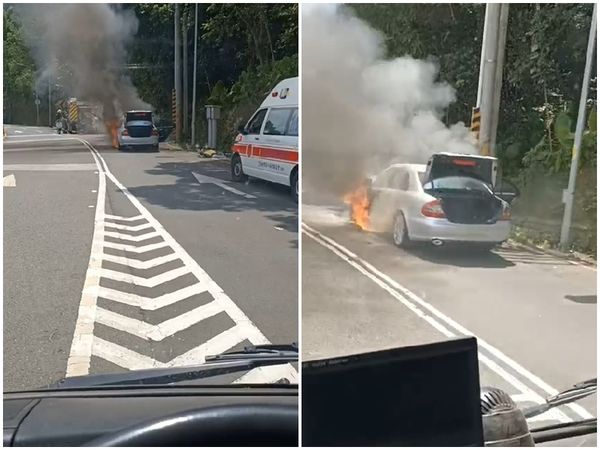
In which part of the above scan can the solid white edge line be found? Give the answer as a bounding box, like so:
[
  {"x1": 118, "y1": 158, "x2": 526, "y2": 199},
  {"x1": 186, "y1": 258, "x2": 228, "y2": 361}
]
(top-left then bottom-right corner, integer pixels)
[
  {"x1": 65, "y1": 150, "x2": 105, "y2": 377},
  {"x1": 302, "y1": 223, "x2": 592, "y2": 421}
]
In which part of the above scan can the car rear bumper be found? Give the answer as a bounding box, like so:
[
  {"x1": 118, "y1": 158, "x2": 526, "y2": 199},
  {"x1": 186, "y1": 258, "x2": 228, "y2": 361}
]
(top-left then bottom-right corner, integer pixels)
[
  {"x1": 118, "y1": 136, "x2": 158, "y2": 148},
  {"x1": 407, "y1": 216, "x2": 511, "y2": 243}
]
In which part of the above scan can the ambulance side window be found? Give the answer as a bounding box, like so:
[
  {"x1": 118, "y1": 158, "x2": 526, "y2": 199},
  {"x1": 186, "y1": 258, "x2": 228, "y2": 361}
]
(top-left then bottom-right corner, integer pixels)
[
  {"x1": 286, "y1": 108, "x2": 298, "y2": 136},
  {"x1": 247, "y1": 109, "x2": 267, "y2": 135},
  {"x1": 264, "y1": 108, "x2": 293, "y2": 136}
]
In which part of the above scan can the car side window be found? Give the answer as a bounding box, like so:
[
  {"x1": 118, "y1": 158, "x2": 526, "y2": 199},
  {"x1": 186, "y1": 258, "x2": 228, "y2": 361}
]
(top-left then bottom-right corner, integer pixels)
[
  {"x1": 373, "y1": 169, "x2": 391, "y2": 188},
  {"x1": 264, "y1": 108, "x2": 293, "y2": 136},
  {"x1": 247, "y1": 108, "x2": 267, "y2": 135},
  {"x1": 390, "y1": 169, "x2": 409, "y2": 190},
  {"x1": 286, "y1": 108, "x2": 298, "y2": 136}
]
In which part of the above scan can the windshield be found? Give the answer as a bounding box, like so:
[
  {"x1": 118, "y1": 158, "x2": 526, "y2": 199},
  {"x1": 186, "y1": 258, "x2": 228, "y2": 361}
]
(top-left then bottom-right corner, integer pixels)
[
  {"x1": 301, "y1": 2, "x2": 596, "y2": 446},
  {"x1": 125, "y1": 111, "x2": 153, "y2": 123},
  {"x1": 4, "y1": 3, "x2": 299, "y2": 391},
  {"x1": 424, "y1": 176, "x2": 493, "y2": 194}
]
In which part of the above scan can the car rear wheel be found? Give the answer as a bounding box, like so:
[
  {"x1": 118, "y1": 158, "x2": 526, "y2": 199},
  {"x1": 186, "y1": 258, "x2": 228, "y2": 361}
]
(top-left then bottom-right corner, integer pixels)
[
  {"x1": 231, "y1": 154, "x2": 247, "y2": 182},
  {"x1": 392, "y1": 212, "x2": 410, "y2": 248},
  {"x1": 291, "y1": 170, "x2": 298, "y2": 203}
]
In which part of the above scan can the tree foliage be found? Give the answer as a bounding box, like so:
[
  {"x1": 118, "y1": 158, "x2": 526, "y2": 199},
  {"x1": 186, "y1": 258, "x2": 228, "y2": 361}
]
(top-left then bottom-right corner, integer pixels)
[{"x1": 3, "y1": 7, "x2": 37, "y2": 123}]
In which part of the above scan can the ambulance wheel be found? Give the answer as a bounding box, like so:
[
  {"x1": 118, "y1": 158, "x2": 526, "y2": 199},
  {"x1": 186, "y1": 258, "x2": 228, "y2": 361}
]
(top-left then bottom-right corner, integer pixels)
[
  {"x1": 291, "y1": 170, "x2": 298, "y2": 203},
  {"x1": 231, "y1": 154, "x2": 247, "y2": 182}
]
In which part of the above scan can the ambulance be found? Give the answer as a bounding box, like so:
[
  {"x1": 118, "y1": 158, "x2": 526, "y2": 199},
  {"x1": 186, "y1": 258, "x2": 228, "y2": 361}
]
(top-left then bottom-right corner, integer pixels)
[{"x1": 231, "y1": 77, "x2": 299, "y2": 201}]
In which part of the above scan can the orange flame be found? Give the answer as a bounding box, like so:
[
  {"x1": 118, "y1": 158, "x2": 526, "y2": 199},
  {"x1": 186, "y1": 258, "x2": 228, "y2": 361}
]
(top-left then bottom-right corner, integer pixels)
[
  {"x1": 105, "y1": 119, "x2": 120, "y2": 149},
  {"x1": 344, "y1": 182, "x2": 371, "y2": 231}
]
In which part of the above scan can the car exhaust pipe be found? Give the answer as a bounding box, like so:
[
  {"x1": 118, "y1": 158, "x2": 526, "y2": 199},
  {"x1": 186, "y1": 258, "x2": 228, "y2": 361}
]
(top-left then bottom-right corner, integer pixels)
[{"x1": 431, "y1": 238, "x2": 444, "y2": 247}]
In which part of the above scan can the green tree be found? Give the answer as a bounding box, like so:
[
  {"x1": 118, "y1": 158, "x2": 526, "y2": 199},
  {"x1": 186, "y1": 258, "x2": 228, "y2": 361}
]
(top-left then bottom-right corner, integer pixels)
[{"x1": 3, "y1": 7, "x2": 36, "y2": 124}]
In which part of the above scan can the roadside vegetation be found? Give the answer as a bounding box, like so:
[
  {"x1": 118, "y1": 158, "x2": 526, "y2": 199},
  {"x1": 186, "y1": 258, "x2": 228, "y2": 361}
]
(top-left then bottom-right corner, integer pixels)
[{"x1": 352, "y1": 3, "x2": 596, "y2": 255}]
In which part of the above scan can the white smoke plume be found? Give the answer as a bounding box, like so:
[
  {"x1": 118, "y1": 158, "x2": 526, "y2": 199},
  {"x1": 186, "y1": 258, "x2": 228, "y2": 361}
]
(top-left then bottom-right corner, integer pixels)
[
  {"x1": 302, "y1": 4, "x2": 477, "y2": 197},
  {"x1": 12, "y1": 3, "x2": 150, "y2": 122}
]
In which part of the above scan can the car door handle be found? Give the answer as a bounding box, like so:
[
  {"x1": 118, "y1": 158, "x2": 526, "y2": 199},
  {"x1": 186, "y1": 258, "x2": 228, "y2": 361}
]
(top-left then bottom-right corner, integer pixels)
[{"x1": 254, "y1": 137, "x2": 259, "y2": 141}]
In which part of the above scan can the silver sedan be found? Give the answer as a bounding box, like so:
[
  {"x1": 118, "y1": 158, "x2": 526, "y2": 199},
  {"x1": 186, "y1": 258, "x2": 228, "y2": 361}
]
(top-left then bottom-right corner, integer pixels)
[{"x1": 358, "y1": 163, "x2": 512, "y2": 249}]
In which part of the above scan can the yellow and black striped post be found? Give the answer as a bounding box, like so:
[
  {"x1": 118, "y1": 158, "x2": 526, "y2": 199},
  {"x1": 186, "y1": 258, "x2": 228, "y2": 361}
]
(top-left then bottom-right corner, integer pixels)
[
  {"x1": 68, "y1": 101, "x2": 79, "y2": 133},
  {"x1": 470, "y1": 106, "x2": 481, "y2": 142},
  {"x1": 172, "y1": 89, "x2": 177, "y2": 125}
]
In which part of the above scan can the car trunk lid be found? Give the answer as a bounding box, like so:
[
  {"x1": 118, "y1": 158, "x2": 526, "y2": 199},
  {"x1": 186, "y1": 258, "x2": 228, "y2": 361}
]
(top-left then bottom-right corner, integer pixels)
[
  {"x1": 423, "y1": 177, "x2": 503, "y2": 224},
  {"x1": 425, "y1": 153, "x2": 497, "y2": 187}
]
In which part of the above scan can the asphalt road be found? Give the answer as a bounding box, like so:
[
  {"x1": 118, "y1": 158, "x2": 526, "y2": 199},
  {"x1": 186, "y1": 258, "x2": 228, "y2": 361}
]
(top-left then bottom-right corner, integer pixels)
[
  {"x1": 4, "y1": 126, "x2": 298, "y2": 390},
  {"x1": 302, "y1": 195, "x2": 596, "y2": 446}
]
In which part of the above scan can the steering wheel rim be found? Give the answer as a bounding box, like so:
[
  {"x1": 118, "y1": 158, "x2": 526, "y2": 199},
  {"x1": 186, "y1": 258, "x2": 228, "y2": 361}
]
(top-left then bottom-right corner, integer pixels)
[{"x1": 83, "y1": 403, "x2": 298, "y2": 447}]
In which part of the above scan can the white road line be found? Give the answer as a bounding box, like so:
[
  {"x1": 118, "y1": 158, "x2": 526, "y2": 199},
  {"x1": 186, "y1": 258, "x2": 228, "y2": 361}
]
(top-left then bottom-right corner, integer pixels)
[
  {"x1": 234, "y1": 364, "x2": 299, "y2": 384},
  {"x1": 104, "y1": 214, "x2": 145, "y2": 222},
  {"x1": 66, "y1": 151, "x2": 106, "y2": 377},
  {"x1": 192, "y1": 172, "x2": 257, "y2": 199},
  {"x1": 3, "y1": 174, "x2": 16, "y2": 187},
  {"x1": 93, "y1": 324, "x2": 264, "y2": 371},
  {"x1": 302, "y1": 223, "x2": 592, "y2": 421},
  {"x1": 104, "y1": 229, "x2": 162, "y2": 242},
  {"x1": 95, "y1": 300, "x2": 223, "y2": 341},
  {"x1": 3, "y1": 163, "x2": 98, "y2": 171},
  {"x1": 101, "y1": 251, "x2": 181, "y2": 269},
  {"x1": 103, "y1": 240, "x2": 170, "y2": 253},
  {"x1": 169, "y1": 324, "x2": 260, "y2": 367},
  {"x1": 92, "y1": 282, "x2": 208, "y2": 310},
  {"x1": 102, "y1": 222, "x2": 154, "y2": 232},
  {"x1": 92, "y1": 336, "x2": 160, "y2": 370},
  {"x1": 92, "y1": 265, "x2": 190, "y2": 288}
]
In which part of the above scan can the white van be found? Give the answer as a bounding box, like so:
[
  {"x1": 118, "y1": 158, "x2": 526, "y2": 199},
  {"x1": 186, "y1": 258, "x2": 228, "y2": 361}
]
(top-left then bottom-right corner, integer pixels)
[{"x1": 230, "y1": 77, "x2": 299, "y2": 201}]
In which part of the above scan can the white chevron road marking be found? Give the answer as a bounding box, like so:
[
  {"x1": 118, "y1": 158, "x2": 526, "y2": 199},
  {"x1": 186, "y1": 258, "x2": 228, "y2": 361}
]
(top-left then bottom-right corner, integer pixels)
[
  {"x1": 104, "y1": 214, "x2": 145, "y2": 222},
  {"x1": 104, "y1": 229, "x2": 162, "y2": 242},
  {"x1": 95, "y1": 300, "x2": 224, "y2": 341},
  {"x1": 92, "y1": 282, "x2": 208, "y2": 310},
  {"x1": 103, "y1": 240, "x2": 170, "y2": 253},
  {"x1": 102, "y1": 221, "x2": 154, "y2": 232},
  {"x1": 92, "y1": 323, "x2": 265, "y2": 370},
  {"x1": 68, "y1": 139, "x2": 297, "y2": 384},
  {"x1": 101, "y1": 251, "x2": 181, "y2": 269},
  {"x1": 92, "y1": 265, "x2": 190, "y2": 288},
  {"x1": 234, "y1": 363, "x2": 298, "y2": 384}
]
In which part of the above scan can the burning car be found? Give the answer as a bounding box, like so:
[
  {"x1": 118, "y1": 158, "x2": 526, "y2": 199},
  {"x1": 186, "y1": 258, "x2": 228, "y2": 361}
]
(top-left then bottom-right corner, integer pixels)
[
  {"x1": 116, "y1": 110, "x2": 159, "y2": 151},
  {"x1": 346, "y1": 153, "x2": 519, "y2": 250}
]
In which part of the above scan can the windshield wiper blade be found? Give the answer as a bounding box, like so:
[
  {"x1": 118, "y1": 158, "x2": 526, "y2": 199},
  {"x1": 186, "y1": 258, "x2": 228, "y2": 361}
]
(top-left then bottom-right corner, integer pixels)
[
  {"x1": 523, "y1": 378, "x2": 597, "y2": 419},
  {"x1": 205, "y1": 343, "x2": 299, "y2": 361},
  {"x1": 530, "y1": 418, "x2": 597, "y2": 444}
]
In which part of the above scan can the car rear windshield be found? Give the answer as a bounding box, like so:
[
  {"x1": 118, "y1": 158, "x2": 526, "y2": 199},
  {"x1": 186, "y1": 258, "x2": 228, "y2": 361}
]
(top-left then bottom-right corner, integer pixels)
[
  {"x1": 126, "y1": 112, "x2": 153, "y2": 122},
  {"x1": 423, "y1": 176, "x2": 492, "y2": 194},
  {"x1": 428, "y1": 156, "x2": 493, "y2": 185}
]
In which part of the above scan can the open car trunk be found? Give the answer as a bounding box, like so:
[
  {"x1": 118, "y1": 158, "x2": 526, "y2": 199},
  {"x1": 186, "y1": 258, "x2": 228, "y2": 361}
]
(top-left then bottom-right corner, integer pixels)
[
  {"x1": 126, "y1": 122, "x2": 153, "y2": 137},
  {"x1": 423, "y1": 177, "x2": 503, "y2": 224},
  {"x1": 437, "y1": 191, "x2": 502, "y2": 224}
]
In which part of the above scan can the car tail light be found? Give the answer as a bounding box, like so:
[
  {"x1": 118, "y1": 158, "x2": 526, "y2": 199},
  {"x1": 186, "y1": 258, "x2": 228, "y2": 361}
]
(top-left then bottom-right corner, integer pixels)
[
  {"x1": 500, "y1": 205, "x2": 511, "y2": 221},
  {"x1": 152, "y1": 128, "x2": 159, "y2": 136},
  {"x1": 421, "y1": 199, "x2": 446, "y2": 218},
  {"x1": 121, "y1": 128, "x2": 129, "y2": 136}
]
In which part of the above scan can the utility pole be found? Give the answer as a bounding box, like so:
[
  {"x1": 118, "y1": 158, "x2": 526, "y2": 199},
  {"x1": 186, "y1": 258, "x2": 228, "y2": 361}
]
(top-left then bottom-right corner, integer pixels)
[
  {"x1": 183, "y1": 9, "x2": 189, "y2": 137},
  {"x1": 174, "y1": 4, "x2": 182, "y2": 142},
  {"x1": 191, "y1": 3, "x2": 199, "y2": 148},
  {"x1": 559, "y1": 3, "x2": 597, "y2": 251},
  {"x1": 48, "y1": 78, "x2": 52, "y2": 127},
  {"x1": 476, "y1": 3, "x2": 502, "y2": 157},
  {"x1": 489, "y1": 4, "x2": 509, "y2": 156}
]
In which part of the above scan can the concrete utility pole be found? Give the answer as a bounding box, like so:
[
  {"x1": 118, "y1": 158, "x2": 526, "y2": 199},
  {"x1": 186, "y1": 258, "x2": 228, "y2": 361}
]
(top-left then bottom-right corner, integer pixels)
[
  {"x1": 476, "y1": 3, "x2": 502, "y2": 157},
  {"x1": 48, "y1": 78, "x2": 52, "y2": 127},
  {"x1": 191, "y1": 3, "x2": 199, "y2": 148},
  {"x1": 559, "y1": 3, "x2": 597, "y2": 251},
  {"x1": 174, "y1": 4, "x2": 182, "y2": 142},
  {"x1": 489, "y1": 4, "x2": 509, "y2": 155},
  {"x1": 183, "y1": 10, "x2": 189, "y2": 137}
]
